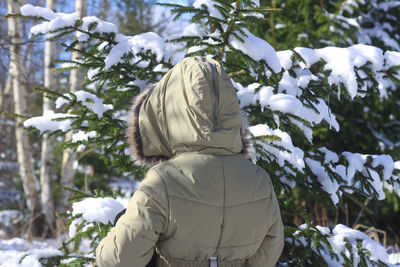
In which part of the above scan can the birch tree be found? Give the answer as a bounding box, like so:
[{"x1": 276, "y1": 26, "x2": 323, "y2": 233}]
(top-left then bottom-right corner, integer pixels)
[
  {"x1": 7, "y1": 0, "x2": 45, "y2": 237},
  {"x1": 60, "y1": 0, "x2": 87, "y2": 212},
  {"x1": 40, "y1": 0, "x2": 57, "y2": 234}
]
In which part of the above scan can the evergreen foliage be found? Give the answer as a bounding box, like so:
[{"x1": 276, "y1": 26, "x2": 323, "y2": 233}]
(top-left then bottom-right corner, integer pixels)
[{"x1": 9, "y1": 0, "x2": 400, "y2": 265}]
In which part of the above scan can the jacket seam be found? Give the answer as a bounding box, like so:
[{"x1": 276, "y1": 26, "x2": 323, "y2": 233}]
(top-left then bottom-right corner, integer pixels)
[
  {"x1": 165, "y1": 235, "x2": 263, "y2": 249},
  {"x1": 120, "y1": 220, "x2": 157, "y2": 242},
  {"x1": 168, "y1": 194, "x2": 271, "y2": 208},
  {"x1": 214, "y1": 156, "x2": 225, "y2": 253},
  {"x1": 152, "y1": 168, "x2": 171, "y2": 234}
]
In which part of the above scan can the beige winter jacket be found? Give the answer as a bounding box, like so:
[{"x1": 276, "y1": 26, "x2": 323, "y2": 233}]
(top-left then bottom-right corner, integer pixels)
[{"x1": 96, "y1": 57, "x2": 284, "y2": 267}]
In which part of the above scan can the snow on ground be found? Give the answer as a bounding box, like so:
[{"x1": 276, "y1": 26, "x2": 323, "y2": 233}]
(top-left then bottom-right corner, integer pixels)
[
  {"x1": 389, "y1": 253, "x2": 400, "y2": 265},
  {"x1": 0, "y1": 238, "x2": 60, "y2": 267}
]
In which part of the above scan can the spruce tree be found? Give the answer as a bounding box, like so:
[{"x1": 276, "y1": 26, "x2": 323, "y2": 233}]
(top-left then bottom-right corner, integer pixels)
[{"x1": 8, "y1": 0, "x2": 400, "y2": 265}]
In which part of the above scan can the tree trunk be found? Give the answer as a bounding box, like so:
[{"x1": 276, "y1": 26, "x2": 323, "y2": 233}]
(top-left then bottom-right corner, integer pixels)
[
  {"x1": 7, "y1": 0, "x2": 46, "y2": 238},
  {"x1": 0, "y1": 74, "x2": 12, "y2": 112},
  {"x1": 40, "y1": 0, "x2": 57, "y2": 235},
  {"x1": 60, "y1": 0, "x2": 87, "y2": 212}
]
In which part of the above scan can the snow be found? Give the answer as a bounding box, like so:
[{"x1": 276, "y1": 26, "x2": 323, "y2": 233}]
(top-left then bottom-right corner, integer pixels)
[
  {"x1": 343, "y1": 152, "x2": 365, "y2": 182},
  {"x1": 71, "y1": 197, "x2": 125, "y2": 226},
  {"x1": 371, "y1": 154, "x2": 395, "y2": 180},
  {"x1": 385, "y1": 51, "x2": 400, "y2": 68},
  {"x1": 87, "y1": 68, "x2": 100, "y2": 80},
  {"x1": 248, "y1": 123, "x2": 305, "y2": 172},
  {"x1": 20, "y1": 4, "x2": 57, "y2": 20},
  {"x1": 251, "y1": 0, "x2": 260, "y2": 7},
  {"x1": 233, "y1": 80, "x2": 339, "y2": 137},
  {"x1": 293, "y1": 223, "x2": 399, "y2": 266},
  {"x1": 276, "y1": 50, "x2": 293, "y2": 70},
  {"x1": 27, "y1": 11, "x2": 78, "y2": 36},
  {"x1": 306, "y1": 158, "x2": 340, "y2": 204},
  {"x1": 389, "y1": 253, "x2": 400, "y2": 264},
  {"x1": 193, "y1": 0, "x2": 224, "y2": 20},
  {"x1": 23, "y1": 110, "x2": 77, "y2": 133},
  {"x1": 230, "y1": 29, "x2": 282, "y2": 73},
  {"x1": 278, "y1": 70, "x2": 302, "y2": 96},
  {"x1": 0, "y1": 238, "x2": 61, "y2": 267},
  {"x1": 71, "y1": 131, "x2": 96, "y2": 143},
  {"x1": 182, "y1": 23, "x2": 205, "y2": 37},
  {"x1": 330, "y1": 224, "x2": 389, "y2": 264},
  {"x1": 367, "y1": 168, "x2": 385, "y2": 200},
  {"x1": 304, "y1": 149, "x2": 398, "y2": 204},
  {"x1": 81, "y1": 16, "x2": 117, "y2": 34},
  {"x1": 104, "y1": 32, "x2": 165, "y2": 70},
  {"x1": 293, "y1": 44, "x2": 396, "y2": 99},
  {"x1": 55, "y1": 90, "x2": 113, "y2": 119}
]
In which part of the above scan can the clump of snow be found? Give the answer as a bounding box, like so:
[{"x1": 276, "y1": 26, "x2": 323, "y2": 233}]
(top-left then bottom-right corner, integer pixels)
[
  {"x1": 71, "y1": 197, "x2": 125, "y2": 225},
  {"x1": 71, "y1": 131, "x2": 96, "y2": 143},
  {"x1": 277, "y1": 50, "x2": 294, "y2": 70},
  {"x1": 233, "y1": 80, "x2": 339, "y2": 139},
  {"x1": 293, "y1": 44, "x2": 396, "y2": 99},
  {"x1": 330, "y1": 224, "x2": 389, "y2": 264},
  {"x1": 343, "y1": 152, "x2": 365, "y2": 182},
  {"x1": 230, "y1": 29, "x2": 282, "y2": 73},
  {"x1": 55, "y1": 90, "x2": 113, "y2": 119},
  {"x1": 27, "y1": 10, "x2": 78, "y2": 36},
  {"x1": 20, "y1": 4, "x2": 57, "y2": 20},
  {"x1": 366, "y1": 168, "x2": 385, "y2": 200},
  {"x1": 248, "y1": 124, "x2": 305, "y2": 172},
  {"x1": 81, "y1": 16, "x2": 117, "y2": 34},
  {"x1": 306, "y1": 158, "x2": 340, "y2": 204},
  {"x1": 104, "y1": 32, "x2": 165, "y2": 70},
  {"x1": 305, "y1": 149, "x2": 398, "y2": 204},
  {"x1": 24, "y1": 110, "x2": 77, "y2": 133},
  {"x1": 384, "y1": 51, "x2": 400, "y2": 68},
  {"x1": 371, "y1": 154, "x2": 394, "y2": 180},
  {"x1": 293, "y1": 224, "x2": 395, "y2": 266},
  {"x1": 278, "y1": 71, "x2": 302, "y2": 96},
  {"x1": 193, "y1": 0, "x2": 224, "y2": 20}
]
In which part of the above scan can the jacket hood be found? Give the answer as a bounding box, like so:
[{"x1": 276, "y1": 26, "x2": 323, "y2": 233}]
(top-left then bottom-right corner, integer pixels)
[{"x1": 127, "y1": 56, "x2": 250, "y2": 166}]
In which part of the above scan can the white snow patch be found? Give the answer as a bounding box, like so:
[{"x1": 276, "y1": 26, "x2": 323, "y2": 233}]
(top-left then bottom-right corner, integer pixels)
[
  {"x1": 182, "y1": 23, "x2": 205, "y2": 37},
  {"x1": 104, "y1": 32, "x2": 165, "y2": 70},
  {"x1": 249, "y1": 124, "x2": 305, "y2": 172},
  {"x1": 20, "y1": 4, "x2": 57, "y2": 20},
  {"x1": 193, "y1": 0, "x2": 224, "y2": 20},
  {"x1": 306, "y1": 158, "x2": 340, "y2": 204},
  {"x1": 24, "y1": 110, "x2": 77, "y2": 133},
  {"x1": 230, "y1": 29, "x2": 282, "y2": 73},
  {"x1": 71, "y1": 197, "x2": 125, "y2": 225},
  {"x1": 55, "y1": 90, "x2": 113, "y2": 119},
  {"x1": 71, "y1": 131, "x2": 97, "y2": 142}
]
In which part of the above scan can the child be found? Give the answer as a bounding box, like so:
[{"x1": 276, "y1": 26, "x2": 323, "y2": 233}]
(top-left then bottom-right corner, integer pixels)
[{"x1": 96, "y1": 56, "x2": 284, "y2": 267}]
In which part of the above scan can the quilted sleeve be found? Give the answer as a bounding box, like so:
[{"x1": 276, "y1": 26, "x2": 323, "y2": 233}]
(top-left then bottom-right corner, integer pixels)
[{"x1": 96, "y1": 170, "x2": 168, "y2": 267}]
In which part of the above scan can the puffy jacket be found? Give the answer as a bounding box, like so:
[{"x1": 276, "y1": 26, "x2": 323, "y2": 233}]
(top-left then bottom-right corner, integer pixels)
[{"x1": 96, "y1": 56, "x2": 284, "y2": 267}]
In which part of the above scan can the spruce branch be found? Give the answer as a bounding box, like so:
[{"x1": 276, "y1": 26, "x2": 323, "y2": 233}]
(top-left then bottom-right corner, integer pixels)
[
  {"x1": 60, "y1": 43, "x2": 104, "y2": 63},
  {"x1": 33, "y1": 87, "x2": 70, "y2": 100}
]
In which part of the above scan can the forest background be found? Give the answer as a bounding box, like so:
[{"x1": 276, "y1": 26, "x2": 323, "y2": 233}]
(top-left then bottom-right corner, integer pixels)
[{"x1": 1, "y1": 0, "x2": 400, "y2": 266}]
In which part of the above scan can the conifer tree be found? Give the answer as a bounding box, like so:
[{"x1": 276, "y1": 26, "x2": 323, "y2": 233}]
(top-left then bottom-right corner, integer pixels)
[
  {"x1": 256, "y1": 0, "x2": 400, "y2": 237},
  {"x1": 8, "y1": 0, "x2": 400, "y2": 265}
]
